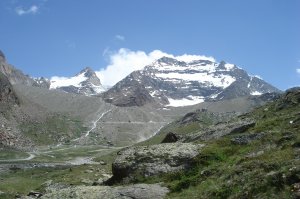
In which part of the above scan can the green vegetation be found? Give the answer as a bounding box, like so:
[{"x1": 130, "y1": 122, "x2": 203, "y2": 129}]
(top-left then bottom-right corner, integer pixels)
[
  {"x1": 132, "y1": 90, "x2": 300, "y2": 198},
  {"x1": 0, "y1": 150, "x2": 28, "y2": 160},
  {"x1": 1, "y1": 90, "x2": 299, "y2": 198},
  {"x1": 0, "y1": 163, "x2": 108, "y2": 198},
  {"x1": 140, "y1": 110, "x2": 235, "y2": 146},
  {"x1": 0, "y1": 145, "x2": 119, "y2": 198},
  {"x1": 19, "y1": 115, "x2": 87, "y2": 145}
]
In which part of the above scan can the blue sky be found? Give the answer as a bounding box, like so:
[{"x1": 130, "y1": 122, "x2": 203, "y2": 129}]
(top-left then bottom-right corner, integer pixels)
[{"x1": 0, "y1": 0, "x2": 299, "y2": 89}]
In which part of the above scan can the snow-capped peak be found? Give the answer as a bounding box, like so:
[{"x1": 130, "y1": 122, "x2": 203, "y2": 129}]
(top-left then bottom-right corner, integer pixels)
[
  {"x1": 50, "y1": 72, "x2": 88, "y2": 89},
  {"x1": 147, "y1": 57, "x2": 237, "y2": 89},
  {"x1": 49, "y1": 67, "x2": 106, "y2": 96},
  {"x1": 102, "y1": 56, "x2": 280, "y2": 107}
]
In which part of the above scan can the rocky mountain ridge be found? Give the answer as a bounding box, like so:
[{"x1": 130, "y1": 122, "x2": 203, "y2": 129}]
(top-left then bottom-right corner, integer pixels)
[
  {"x1": 0, "y1": 50, "x2": 36, "y2": 87},
  {"x1": 0, "y1": 50, "x2": 106, "y2": 95},
  {"x1": 102, "y1": 57, "x2": 280, "y2": 107},
  {"x1": 0, "y1": 50, "x2": 280, "y2": 103}
]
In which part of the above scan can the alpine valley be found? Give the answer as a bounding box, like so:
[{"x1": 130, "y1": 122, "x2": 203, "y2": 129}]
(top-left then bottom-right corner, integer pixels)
[{"x1": 0, "y1": 49, "x2": 299, "y2": 199}]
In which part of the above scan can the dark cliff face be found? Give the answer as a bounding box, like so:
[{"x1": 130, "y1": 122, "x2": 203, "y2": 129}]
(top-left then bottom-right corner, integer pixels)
[
  {"x1": 101, "y1": 71, "x2": 156, "y2": 107},
  {"x1": 0, "y1": 72, "x2": 19, "y2": 107},
  {"x1": 0, "y1": 50, "x2": 6, "y2": 62},
  {"x1": 102, "y1": 57, "x2": 280, "y2": 107}
]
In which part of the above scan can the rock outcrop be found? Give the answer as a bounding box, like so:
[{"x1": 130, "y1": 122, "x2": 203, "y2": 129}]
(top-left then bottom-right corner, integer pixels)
[
  {"x1": 110, "y1": 143, "x2": 204, "y2": 183},
  {"x1": 40, "y1": 184, "x2": 169, "y2": 199},
  {"x1": 0, "y1": 50, "x2": 5, "y2": 62},
  {"x1": 0, "y1": 72, "x2": 19, "y2": 106},
  {"x1": 275, "y1": 87, "x2": 300, "y2": 110},
  {"x1": 182, "y1": 120, "x2": 256, "y2": 142},
  {"x1": 231, "y1": 132, "x2": 266, "y2": 145}
]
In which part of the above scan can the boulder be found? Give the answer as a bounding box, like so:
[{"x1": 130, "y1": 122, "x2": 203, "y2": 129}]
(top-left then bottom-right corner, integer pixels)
[
  {"x1": 110, "y1": 143, "x2": 204, "y2": 183},
  {"x1": 161, "y1": 132, "x2": 180, "y2": 143},
  {"x1": 27, "y1": 191, "x2": 43, "y2": 198}
]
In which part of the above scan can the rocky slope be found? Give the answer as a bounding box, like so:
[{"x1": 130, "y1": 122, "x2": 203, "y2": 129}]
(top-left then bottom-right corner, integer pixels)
[
  {"x1": 0, "y1": 87, "x2": 296, "y2": 199},
  {"x1": 102, "y1": 57, "x2": 280, "y2": 107},
  {"x1": 0, "y1": 72, "x2": 30, "y2": 149},
  {"x1": 0, "y1": 50, "x2": 106, "y2": 95},
  {"x1": 0, "y1": 72, "x2": 19, "y2": 107},
  {"x1": 0, "y1": 50, "x2": 282, "y2": 150},
  {"x1": 108, "y1": 87, "x2": 300, "y2": 199},
  {"x1": 0, "y1": 50, "x2": 36, "y2": 87}
]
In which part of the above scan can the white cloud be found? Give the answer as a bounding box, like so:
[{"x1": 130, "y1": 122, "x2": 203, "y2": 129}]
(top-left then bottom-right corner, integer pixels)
[
  {"x1": 297, "y1": 68, "x2": 300, "y2": 75},
  {"x1": 15, "y1": 5, "x2": 39, "y2": 16},
  {"x1": 96, "y1": 48, "x2": 216, "y2": 86},
  {"x1": 115, "y1": 35, "x2": 125, "y2": 41}
]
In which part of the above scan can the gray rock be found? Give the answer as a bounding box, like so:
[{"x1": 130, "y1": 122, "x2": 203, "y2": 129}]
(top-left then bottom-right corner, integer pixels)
[
  {"x1": 231, "y1": 132, "x2": 266, "y2": 145},
  {"x1": 27, "y1": 191, "x2": 43, "y2": 198},
  {"x1": 229, "y1": 121, "x2": 256, "y2": 134},
  {"x1": 92, "y1": 174, "x2": 112, "y2": 185},
  {"x1": 0, "y1": 72, "x2": 19, "y2": 106},
  {"x1": 41, "y1": 184, "x2": 169, "y2": 199},
  {"x1": 183, "y1": 120, "x2": 256, "y2": 142},
  {"x1": 116, "y1": 183, "x2": 169, "y2": 199},
  {"x1": 110, "y1": 143, "x2": 204, "y2": 183}
]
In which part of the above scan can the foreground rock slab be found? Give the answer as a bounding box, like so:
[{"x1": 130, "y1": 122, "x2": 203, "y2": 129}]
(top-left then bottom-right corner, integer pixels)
[
  {"x1": 40, "y1": 184, "x2": 169, "y2": 199},
  {"x1": 111, "y1": 143, "x2": 204, "y2": 183}
]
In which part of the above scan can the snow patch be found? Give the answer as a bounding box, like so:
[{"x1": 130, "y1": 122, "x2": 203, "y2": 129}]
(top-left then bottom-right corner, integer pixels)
[
  {"x1": 167, "y1": 96, "x2": 204, "y2": 107},
  {"x1": 247, "y1": 76, "x2": 253, "y2": 88},
  {"x1": 224, "y1": 63, "x2": 235, "y2": 70},
  {"x1": 92, "y1": 86, "x2": 106, "y2": 94},
  {"x1": 251, "y1": 91, "x2": 262, "y2": 95},
  {"x1": 50, "y1": 73, "x2": 87, "y2": 89},
  {"x1": 251, "y1": 75, "x2": 263, "y2": 80},
  {"x1": 156, "y1": 72, "x2": 236, "y2": 88}
]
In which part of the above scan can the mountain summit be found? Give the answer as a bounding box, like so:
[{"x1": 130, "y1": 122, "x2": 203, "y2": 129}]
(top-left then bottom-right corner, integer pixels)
[
  {"x1": 49, "y1": 67, "x2": 105, "y2": 96},
  {"x1": 102, "y1": 57, "x2": 280, "y2": 107}
]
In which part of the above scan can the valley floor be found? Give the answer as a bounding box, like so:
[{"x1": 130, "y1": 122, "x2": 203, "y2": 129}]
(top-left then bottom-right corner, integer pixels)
[{"x1": 0, "y1": 144, "x2": 120, "y2": 198}]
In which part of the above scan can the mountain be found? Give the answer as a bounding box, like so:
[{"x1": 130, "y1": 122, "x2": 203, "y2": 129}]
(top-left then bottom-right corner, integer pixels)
[
  {"x1": 109, "y1": 87, "x2": 300, "y2": 199},
  {"x1": 49, "y1": 67, "x2": 106, "y2": 96},
  {"x1": 0, "y1": 50, "x2": 36, "y2": 86},
  {"x1": 0, "y1": 71, "x2": 19, "y2": 108},
  {"x1": 0, "y1": 50, "x2": 106, "y2": 95},
  {"x1": 102, "y1": 57, "x2": 280, "y2": 107}
]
